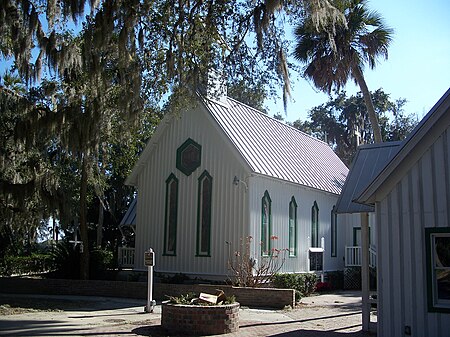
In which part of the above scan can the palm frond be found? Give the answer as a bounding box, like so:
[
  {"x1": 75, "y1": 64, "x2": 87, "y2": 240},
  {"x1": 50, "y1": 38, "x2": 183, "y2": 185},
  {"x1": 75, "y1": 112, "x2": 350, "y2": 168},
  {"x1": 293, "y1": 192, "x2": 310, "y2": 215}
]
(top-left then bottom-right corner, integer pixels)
[{"x1": 293, "y1": 0, "x2": 393, "y2": 92}]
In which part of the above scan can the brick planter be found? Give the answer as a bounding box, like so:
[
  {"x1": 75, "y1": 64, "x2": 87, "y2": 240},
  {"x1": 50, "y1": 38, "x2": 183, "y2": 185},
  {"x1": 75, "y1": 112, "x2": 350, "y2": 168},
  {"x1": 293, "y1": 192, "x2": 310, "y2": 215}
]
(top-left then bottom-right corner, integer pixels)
[{"x1": 161, "y1": 302, "x2": 240, "y2": 335}]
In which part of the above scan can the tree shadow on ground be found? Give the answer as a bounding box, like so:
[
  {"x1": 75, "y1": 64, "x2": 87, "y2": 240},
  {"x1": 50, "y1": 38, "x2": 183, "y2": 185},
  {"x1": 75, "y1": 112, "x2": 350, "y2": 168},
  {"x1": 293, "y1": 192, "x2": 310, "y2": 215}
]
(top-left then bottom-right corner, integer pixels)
[
  {"x1": 132, "y1": 325, "x2": 167, "y2": 336},
  {"x1": 0, "y1": 294, "x2": 144, "y2": 312},
  {"x1": 269, "y1": 330, "x2": 375, "y2": 337},
  {"x1": 0, "y1": 319, "x2": 93, "y2": 336},
  {"x1": 131, "y1": 325, "x2": 375, "y2": 337}
]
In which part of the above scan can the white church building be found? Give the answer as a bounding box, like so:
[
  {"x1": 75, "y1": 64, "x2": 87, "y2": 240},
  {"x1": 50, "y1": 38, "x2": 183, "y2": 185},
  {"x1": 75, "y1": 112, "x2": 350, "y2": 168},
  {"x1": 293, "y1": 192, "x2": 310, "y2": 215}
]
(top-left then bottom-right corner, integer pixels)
[{"x1": 121, "y1": 87, "x2": 363, "y2": 280}]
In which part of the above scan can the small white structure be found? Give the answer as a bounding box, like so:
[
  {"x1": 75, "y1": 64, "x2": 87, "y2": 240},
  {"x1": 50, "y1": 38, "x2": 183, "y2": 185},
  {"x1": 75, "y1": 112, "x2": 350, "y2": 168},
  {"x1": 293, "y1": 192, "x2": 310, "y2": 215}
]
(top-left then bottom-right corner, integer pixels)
[
  {"x1": 124, "y1": 89, "x2": 355, "y2": 279},
  {"x1": 356, "y1": 89, "x2": 450, "y2": 337}
]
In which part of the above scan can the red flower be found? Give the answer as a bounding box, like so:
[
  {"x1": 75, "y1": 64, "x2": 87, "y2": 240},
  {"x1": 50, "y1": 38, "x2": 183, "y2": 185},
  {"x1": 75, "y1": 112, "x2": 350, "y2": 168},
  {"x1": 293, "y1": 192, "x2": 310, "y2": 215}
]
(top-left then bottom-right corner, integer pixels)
[{"x1": 316, "y1": 282, "x2": 332, "y2": 292}]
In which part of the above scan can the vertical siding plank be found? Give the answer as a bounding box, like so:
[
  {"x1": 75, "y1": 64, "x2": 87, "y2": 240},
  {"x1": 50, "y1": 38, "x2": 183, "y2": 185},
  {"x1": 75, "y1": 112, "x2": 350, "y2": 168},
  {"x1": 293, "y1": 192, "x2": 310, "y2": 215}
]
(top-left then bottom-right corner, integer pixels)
[
  {"x1": 378, "y1": 198, "x2": 390, "y2": 337},
  {"x1": 418, "y1": 156, "x2": 430, "y2": 335},
  {"x1": 433, "y1": 136, "x2": 448, "y2": 227},
  {"x1": 406, "y1": 169, "x2": 419, "y2": 335},
  {"x1": 398, "y1": 181, "x2": 408, "y2": 335},
  {"x1": 388, "y1": 191, "x2": 402, "y2": 336}
]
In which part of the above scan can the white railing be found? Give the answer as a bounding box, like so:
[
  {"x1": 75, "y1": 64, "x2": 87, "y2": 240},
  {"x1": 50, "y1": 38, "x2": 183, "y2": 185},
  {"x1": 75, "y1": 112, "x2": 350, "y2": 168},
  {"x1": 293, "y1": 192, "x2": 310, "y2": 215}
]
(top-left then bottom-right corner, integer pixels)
[
  {"x1": 345, "y1": 246, "x2": 376, "y2": 268},
  {"x1": 118, "y1": 247, "x2": 135, "y2": 268},
  {"x1": 345, "y1": 246, "x2": 362, "y2": 266}
]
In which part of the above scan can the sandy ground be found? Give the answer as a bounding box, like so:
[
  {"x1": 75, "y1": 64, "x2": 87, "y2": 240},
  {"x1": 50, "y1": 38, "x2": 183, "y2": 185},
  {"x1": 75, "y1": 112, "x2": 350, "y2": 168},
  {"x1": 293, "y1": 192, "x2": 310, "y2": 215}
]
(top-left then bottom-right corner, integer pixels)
[{"x1": 0, "y1": 291, "x2": 376, "y2": 336}]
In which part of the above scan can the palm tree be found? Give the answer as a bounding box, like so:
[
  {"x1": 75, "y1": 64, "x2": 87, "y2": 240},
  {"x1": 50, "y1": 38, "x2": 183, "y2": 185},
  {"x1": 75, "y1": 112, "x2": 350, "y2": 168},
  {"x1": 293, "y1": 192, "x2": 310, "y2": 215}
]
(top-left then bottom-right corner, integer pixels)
[{"x1": 294, "y1": 0, "x2": 393, "y2": 143}]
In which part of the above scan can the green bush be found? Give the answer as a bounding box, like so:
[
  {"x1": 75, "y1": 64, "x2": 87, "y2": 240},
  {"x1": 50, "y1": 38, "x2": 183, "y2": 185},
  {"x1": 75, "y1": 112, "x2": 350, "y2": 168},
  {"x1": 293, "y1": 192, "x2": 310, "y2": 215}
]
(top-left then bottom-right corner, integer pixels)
[
  {"x1": 49, "y1": 241, "x2": 80, "y2": 279},
  {"x1": 159, "y1": 272, "x2": 191, "y2": 284},
  {"x1": 0, "y1": 253, "x2": 52, "y2": 276},
  {"x1": 272, "y1": 273, "x2": 318, "y2": 301},
  {"x1": 166, "y1": 293, "x2": 237, "y2": 305},
  {"x1": 90, "y1": 248, "x2": 114, "y2": 278},
  {"x1": 302, "y1": 273, "x2": 317, "y2": 296}
]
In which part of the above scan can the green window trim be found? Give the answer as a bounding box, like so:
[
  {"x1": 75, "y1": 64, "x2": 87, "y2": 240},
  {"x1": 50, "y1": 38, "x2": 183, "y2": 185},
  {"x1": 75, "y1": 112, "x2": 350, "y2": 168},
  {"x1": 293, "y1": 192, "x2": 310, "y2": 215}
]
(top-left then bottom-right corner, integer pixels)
[
  {"x1": 261, "y1": 190, "x2": 272, "y2": 256},
  {"x1": 163, "y1": 173, "x2": 178, "y2": 256},
  {"x1": 353, "y1": 227, "x2": 371, "y2": 246},
  {"x1": 176, "y1": 138, "x2": 202, "y2": 176},
  {"x1": 425, "y1": 227, "x2": 450, "y2": 313},
  {"x1": 196, "y1": 170, "x2": 212, "y2": 257},
  {"x1": 311, "y1": 201, "x2": 319, "y2": 248},
  {"x1": 331, "y1": 206, "x2": 337, "y2": 257},
  {"x1": 289, "y1": 196, "x2": 297, "y2": 257}
]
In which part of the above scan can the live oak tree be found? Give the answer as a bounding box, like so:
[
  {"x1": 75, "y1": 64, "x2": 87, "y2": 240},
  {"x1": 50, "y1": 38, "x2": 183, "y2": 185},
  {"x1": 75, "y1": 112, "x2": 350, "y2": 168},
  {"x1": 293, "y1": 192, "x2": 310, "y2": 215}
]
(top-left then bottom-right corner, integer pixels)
[
  {"x1": 1, "y1": 30, "x2": 146, "y2": 278},
  {"x1": 1, "y1": 0, "x2": 347, "y2": 278},
  {"x1": 1, "y1": 0, "x2": 346, "y2": 103}
]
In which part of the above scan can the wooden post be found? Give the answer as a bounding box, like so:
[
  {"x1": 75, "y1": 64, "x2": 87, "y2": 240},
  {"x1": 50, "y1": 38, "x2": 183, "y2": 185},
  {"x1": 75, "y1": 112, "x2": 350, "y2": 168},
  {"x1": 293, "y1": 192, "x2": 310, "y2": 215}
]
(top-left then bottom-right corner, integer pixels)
[{"x1": 361, "y1": 212, "x2": 370, "y2": 331}]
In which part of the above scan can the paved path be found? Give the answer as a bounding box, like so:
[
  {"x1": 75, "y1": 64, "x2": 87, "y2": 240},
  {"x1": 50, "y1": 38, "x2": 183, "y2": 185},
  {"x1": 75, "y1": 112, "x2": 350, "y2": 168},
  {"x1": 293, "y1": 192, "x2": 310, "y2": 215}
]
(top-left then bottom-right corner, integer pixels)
[{"x1": 0, "y1": 292, "x2": 376, "y2": 336}]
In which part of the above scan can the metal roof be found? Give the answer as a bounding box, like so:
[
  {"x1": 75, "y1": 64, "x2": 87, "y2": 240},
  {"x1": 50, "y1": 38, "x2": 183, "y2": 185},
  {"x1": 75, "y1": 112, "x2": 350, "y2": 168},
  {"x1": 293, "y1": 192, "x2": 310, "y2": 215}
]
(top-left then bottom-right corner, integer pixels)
[
  {"x1": 357, "y1": 88, "x2": 450, "y2": 204},
  {"x1": 334, "y1": 142, "x2": 402, "y2": 214},
  {"x1": 202, "y1": 96, "x2": 349, "y2": 195},
  {"x1": 119, "y1": 198, "x2": 136, "y2": 227}
]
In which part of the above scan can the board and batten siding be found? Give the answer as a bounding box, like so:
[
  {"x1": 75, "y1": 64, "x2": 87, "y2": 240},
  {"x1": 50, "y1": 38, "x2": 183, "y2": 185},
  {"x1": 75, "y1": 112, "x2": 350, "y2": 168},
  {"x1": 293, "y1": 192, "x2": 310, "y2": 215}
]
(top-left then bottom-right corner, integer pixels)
[
  {"x1": 376, "y1": 128, "x2": 450, "y2": 337},
  {"x1": 247, "y1": 175, "x2": 345, "y2": 273},
  {"x1": 134, "y1": 104, "x2": 250, "y2": 278}
]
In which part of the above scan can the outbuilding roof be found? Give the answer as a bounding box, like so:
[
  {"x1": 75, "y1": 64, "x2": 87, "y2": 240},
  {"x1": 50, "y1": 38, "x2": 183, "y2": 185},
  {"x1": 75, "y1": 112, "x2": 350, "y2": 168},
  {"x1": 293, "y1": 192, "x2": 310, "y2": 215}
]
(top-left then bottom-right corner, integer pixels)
[
  {"x1": 334, "y1": 142, "x2": 402, "y2": 214},
  {"x1": 357, "y1": 88, "x2": 450, "y2": 204},
  {"x1": 202, "y1": 96, "x2": 348, "y2": 195}
]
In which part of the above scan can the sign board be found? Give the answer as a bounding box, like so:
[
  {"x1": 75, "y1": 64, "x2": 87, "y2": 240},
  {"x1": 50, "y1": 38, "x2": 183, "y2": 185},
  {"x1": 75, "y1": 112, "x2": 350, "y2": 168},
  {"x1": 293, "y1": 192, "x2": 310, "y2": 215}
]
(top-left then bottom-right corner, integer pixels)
[
  {"x1": 144, "y1": 250, "x2": 155, "y2": 267},
  {"x1": 309, "y1": 247, "x2": 324, "y2": 271}
]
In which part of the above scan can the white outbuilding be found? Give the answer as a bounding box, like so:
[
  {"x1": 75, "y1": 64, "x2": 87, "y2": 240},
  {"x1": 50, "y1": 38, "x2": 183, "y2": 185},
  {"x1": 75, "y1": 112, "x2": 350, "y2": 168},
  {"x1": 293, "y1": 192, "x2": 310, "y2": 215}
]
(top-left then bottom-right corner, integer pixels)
[{"x1": 356, "y1": 88, "x2": 450, "y2": 336}]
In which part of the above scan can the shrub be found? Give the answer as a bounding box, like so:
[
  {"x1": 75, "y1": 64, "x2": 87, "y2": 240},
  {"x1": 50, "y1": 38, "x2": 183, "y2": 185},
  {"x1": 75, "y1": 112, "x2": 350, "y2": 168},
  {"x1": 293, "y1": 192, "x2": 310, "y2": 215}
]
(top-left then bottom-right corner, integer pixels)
[
  {"x1": 90, "y1": 248, "x2": 114, "y2": 278},
  {"x1": 167, "y1": 292, "x2": 197, "y2": 304},
  {"x1": 49, "y1": 241, "x2": 80, "y2": 279},
  {"x1": 159, "y1": 272, "x2": 191, "y2": 284},
  {"x1": 0, "y1": 253, "x2": 52, "y2": 276},
  {"x1": 302, "y1": 273, "x2": 317, "y2": 295},
  {"x1": 272, "y1": 273, "x2": 318, "y2": 300},
  {"x1": 166, "y1": 293, "x2": 236, "y2": 306},
  {"x1": 47, "y1": 242, "x2": 115, "y2": 279},
  {"x1": 272, "y1": 273, "x2": 299, "y2": 291}
]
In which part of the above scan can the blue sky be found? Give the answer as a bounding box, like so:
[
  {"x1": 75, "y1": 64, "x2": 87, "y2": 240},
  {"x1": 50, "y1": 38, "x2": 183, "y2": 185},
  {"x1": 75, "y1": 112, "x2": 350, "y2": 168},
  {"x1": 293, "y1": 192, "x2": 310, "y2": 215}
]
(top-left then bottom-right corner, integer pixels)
[{"x1": 269, "y1": 0, "x2": 450, "y2": 122}]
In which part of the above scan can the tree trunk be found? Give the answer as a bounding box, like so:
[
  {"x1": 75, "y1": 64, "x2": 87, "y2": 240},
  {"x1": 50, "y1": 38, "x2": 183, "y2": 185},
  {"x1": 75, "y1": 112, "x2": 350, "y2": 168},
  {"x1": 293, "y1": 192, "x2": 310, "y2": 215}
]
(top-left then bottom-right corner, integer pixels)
[
  {"x1": 97, "y1": 140, "x2": 107, "y2": 247},
  {"x1": 97, "y1": 197, "x2": 104, "y2": 247},
  {"x1": 353, "y1": 64, "x2": 379, "y2": 333},
  {"x1": 79, "y1": 152, "x2": 90, "y2": 280},
  {"x1": 351, "y1": 64, "x2": 383, "y2": 143}
]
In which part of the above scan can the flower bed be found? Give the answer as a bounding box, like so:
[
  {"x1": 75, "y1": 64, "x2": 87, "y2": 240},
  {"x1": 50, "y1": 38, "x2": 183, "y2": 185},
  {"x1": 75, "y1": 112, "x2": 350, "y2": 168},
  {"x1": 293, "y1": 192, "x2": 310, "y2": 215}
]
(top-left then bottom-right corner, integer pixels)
[{"x1": 161, "y1": 301, "x2": 240, "y2": 335}]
